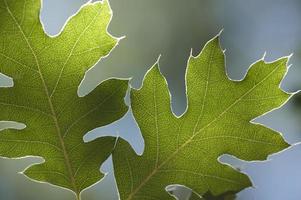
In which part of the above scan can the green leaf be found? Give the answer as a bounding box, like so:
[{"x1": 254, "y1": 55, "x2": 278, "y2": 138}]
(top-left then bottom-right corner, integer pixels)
[
  {"x1": 200, "y1": 191, "x2": 236, "y2": 200},
  {"x1": 0, "y1": 0, "x2": 128, "y2": 198},
  {"x1": 113, "y1": 36, "x2": 290, "y2": 199}
]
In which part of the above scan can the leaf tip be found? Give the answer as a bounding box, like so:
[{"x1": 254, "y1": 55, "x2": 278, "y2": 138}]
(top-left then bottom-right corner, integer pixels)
[{"x1": 192, "y1": 31, "x2": 223, "y2": 60}]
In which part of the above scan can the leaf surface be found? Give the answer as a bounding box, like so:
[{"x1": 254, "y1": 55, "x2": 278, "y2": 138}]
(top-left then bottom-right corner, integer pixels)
[
  {"x1": 113, "y1": 36, "x2": 290, "y2": 199},
  {"x1": 0, "y1": 0, "x2": 128, "y2": 197}
]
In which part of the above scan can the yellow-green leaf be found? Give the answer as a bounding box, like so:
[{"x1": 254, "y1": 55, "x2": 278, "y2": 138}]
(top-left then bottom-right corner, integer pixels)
[
  {"x1": 113, "y1": 36, "x2": 290, "y2": 199},
  {"x1": 0, "y1": 0, "x2": 128, "y2": 198}
]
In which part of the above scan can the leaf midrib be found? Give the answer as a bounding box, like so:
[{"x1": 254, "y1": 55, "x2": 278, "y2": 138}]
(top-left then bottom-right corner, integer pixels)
[
  {"x1": 192, "y1": 44, "x2": 215, "y2": 136},
  {"x1": 4, "y1": 1, "x2": 78, "y2": 194},
  {"x1": 126, "y1": 60, "x2": 284, "y2": 199}
]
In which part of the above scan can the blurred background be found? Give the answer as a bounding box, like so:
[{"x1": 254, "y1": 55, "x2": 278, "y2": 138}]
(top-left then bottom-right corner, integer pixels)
[{"x1": 0, "y1": 0, "x2": 301, "y2": 199}]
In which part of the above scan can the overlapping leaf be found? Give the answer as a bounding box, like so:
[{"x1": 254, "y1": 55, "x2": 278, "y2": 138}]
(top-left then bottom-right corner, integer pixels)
[
  {"x1": 0, "y1": 0, "x2": 128, "y2": 198},
  {"x1": 113, "y1": 36, "x2": 291, "y2": 199}
]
